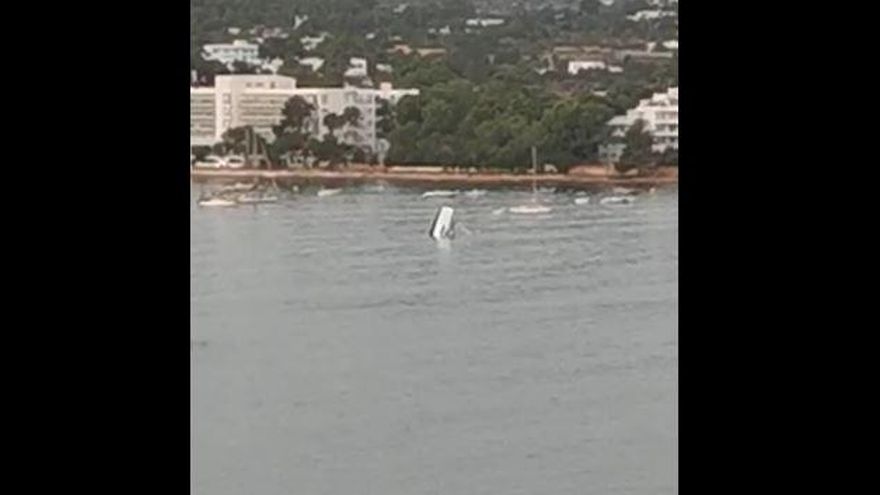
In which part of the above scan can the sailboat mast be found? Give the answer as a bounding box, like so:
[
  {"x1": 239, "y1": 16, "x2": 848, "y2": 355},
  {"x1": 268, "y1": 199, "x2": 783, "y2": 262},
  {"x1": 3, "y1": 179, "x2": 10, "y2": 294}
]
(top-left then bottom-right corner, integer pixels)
[{"x1": 531, "y1": 146, "x2": 537, "y2": 194}]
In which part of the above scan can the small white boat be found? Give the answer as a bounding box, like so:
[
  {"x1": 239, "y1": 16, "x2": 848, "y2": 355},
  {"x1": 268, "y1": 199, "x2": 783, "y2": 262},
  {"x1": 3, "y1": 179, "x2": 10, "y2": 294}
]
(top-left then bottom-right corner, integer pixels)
[
  {"x1": 421, "y1": 190, "x2": 458, "y2": 198},
  {"x1": 220, "y1": 182, "x2": 255, "y2": 193},
  {"x1": 198, "y1": 197, "x2": 237, "y2": 207},
  {"x1": 611, "y1": 187, "x2": 636, "y2": 195},
  {"x1": 317, "y1": 188, "x2": 342, "y2": 197},
  {"x1": 463, "y1": 189, "x2": 488, "y2": 197},
  {"x1": 508, "y1": 147, "x2": 552, "y2": 215},
  {"x1": 574, "y1": 197, "x2": 590, "y2": 205},
  {"x1": 509, "y1": 204, "x2": 553, "y2": 214},
  {"x1": 362, "y1": 184, "x2": 387, "y2": 193},
  {"x1": 236, "y1": 193, "x2": 279, "y2": 204},
  {"x1": 600, "y1": 196, "x2": 635, "y2": 205}
]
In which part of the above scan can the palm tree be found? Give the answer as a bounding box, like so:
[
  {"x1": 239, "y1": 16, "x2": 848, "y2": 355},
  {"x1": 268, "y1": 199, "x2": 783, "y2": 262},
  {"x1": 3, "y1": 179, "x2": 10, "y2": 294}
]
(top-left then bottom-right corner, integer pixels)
[
  {"x1": 342, "y1": 106, "x2": 362, "y2": 127},
  {"x1": 323, "y1": 113, "x2": 346, "y2": 138}
]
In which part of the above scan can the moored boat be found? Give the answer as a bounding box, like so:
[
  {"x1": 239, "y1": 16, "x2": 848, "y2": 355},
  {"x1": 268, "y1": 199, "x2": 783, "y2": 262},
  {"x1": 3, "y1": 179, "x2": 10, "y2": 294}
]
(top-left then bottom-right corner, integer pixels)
[
  {"x1": 317, "y1": 188, "x2": 342, "y2": 197},
  {"x1": 198, "y1": 197, "x2": 237, "y2": 207},
  {"x1": 421, "y1": 190, "x2": 458, "y2": 198}
]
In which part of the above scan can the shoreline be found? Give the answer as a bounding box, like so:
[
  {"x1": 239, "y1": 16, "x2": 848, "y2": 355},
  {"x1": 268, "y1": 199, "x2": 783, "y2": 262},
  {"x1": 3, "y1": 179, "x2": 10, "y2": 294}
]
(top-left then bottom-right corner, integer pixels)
[{"x1": 191, "y1": 169, "x2": 677, "y2": 191}]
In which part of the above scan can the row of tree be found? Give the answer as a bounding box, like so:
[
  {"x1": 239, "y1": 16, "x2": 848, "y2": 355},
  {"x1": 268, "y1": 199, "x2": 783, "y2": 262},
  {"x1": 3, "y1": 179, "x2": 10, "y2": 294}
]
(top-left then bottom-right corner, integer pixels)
[
  {"x1": 195, "y1": 57, "x2": 677, "y2": 170},
  {"x1": 193, "y1": 97, "x2": 373, "y2": 168},
  {"x1": 382, "y1": 58, "x2": 676, "y2": 170}
]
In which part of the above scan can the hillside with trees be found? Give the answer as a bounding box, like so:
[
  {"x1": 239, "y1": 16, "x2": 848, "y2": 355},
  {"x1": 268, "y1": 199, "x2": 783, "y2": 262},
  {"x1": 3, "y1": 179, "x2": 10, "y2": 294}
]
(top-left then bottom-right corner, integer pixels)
[{"x1": 192, "y1": 0, "x2": 678, "y2": 168}]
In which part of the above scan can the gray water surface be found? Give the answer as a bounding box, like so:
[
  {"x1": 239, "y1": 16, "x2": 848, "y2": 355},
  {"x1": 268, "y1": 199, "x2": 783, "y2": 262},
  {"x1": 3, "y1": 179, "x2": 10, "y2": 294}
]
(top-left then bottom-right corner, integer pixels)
[{"x1": 191, "y1": 187, "x2": 677, "y2": 495}]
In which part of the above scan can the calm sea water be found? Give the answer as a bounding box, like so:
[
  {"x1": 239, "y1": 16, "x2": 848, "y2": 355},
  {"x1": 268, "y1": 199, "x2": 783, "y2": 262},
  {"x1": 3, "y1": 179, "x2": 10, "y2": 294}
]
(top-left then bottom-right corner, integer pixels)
[{"x1": 191, "y1": 186, "x2": 677, "y2": 495}]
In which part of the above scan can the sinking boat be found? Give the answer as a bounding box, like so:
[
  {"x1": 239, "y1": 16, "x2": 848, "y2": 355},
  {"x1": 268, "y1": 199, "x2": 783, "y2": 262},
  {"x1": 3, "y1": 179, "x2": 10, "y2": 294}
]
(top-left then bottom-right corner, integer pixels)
[
  {"x1": 421, "y1": 190, "x2": 458, "y2": 198},
  {"x1": 429, "y1": 206, "x2": 455, "y2": 240}
]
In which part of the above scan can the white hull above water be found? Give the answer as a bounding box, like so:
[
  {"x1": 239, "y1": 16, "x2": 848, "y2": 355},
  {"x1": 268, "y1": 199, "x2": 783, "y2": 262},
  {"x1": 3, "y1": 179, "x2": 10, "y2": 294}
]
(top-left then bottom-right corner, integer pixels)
[
  {"x1": 422, "y1": 190, "x2": 458, "y2": 198},
  {"x1": 574, "y1": 197, "x2": 590, "y2": 205},
  {"x1": 509, "y1": 204, "x2": 553, "y2": 214},
  {"x1": 463, "y1": 189, "x2": 487, "y2": 197},
  {"x1": 600, "y1": 196, "x2": 635, "y2": 205},
  {"x1": 220, "y1": 182, "x2": 255, "y2": 193},
  {"x1": 611, "y1": 187, "x2": 636, "y2": 195},
  {"x1": 236, "y1": 194, "x2": 279, "y2": 204},
  {"x1": 429, "y1": 206, "x2": 455, "y2": 240},
  {"x1": 198, "y1": 198, "x2": 237, "y2": 207},
  {"x1": 317, "y1": 188, "x2": 342, "y2": 197}
]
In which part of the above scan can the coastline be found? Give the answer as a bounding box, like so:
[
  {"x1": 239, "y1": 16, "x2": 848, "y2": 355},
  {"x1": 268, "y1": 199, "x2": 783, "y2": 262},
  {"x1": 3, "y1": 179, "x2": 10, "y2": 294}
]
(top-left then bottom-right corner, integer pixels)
[{"x1": 191, "y1": 168, "x2": 678, "y2": 191}]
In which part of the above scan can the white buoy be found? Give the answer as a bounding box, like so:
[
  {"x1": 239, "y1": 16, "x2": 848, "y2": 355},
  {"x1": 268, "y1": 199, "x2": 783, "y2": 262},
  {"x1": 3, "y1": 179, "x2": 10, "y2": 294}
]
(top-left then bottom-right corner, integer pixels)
[{"x1": 429, "y1": 206, "x2": 455, "y2": 240}]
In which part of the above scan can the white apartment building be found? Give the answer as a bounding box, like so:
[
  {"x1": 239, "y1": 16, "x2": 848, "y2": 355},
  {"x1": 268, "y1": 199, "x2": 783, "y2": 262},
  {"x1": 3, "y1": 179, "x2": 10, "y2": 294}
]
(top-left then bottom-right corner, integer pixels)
[
  {"x1": 190, "y1": 75, "x2": 418, "y2": 152},
  {"x1": 202, "y1": 40, "x2": 261, "y2": 67},
  {"x1": 601, "y1": 87, "x2": 678, "y2": 163},
  {"x1": 568, "y1": 60, "x2": 607, "y2": 74},
  {"x1": 627, "y1": 10, "x2": 677, "y2": 22},
  {"x1": 465, "y1": 18, "x2": 505, "y2": 27},
  {"x1": 344, "y1": 57, "x2": 369, "y2": 78},
  {"x1": 298, "y1": 57, "x2": 325, "y2": 72},
  {"x1": 300, "y1": 32, "x2": 328, "y2": 51}
]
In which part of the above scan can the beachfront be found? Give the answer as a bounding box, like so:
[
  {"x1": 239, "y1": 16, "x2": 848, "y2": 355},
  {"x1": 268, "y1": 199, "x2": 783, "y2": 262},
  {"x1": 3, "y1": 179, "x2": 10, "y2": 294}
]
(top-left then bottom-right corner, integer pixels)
[{"x1": 191, "y1": 167, "x2": 678, "y2": 191}]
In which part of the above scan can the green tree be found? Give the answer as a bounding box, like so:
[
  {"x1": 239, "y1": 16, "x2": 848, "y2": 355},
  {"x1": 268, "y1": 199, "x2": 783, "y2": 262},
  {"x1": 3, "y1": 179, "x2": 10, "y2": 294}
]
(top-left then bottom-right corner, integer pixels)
[
  {"x1": 619, "y1": 119, "x2": 655, "y2": 170},
  {"x1": 341, "y1": 106, "x2": 362, "y2": 127},
  {"x1": 580, "y1": 0, "x2": 601, "y2": 16},
  {"x1": 221, "y1": 126, "x2": 248, "y2": 154},
  {"x1": 657, "y1": 147, "x2": 678, "y2": 166},
  {"x1": 375, "y1": 98, "x2": 395, "y2": 138},
  {"x1": 538, "y1": 96, "x2": 617, "y2": 167},
  {"x1": 192, "y1": 145, "x2": 212, "y2": 161},
  {"x1": 312, "y1": 134, "x2": 348, "y2": 167},
  {"x1": 230, "y1": 60, "x2": 260, "y2": 74},
  {"x1": 322, "y1": 113, "x2": 346, "y2": 137},
  {"x1": 274, "y1": 96, "x2": 316, "y2": 136},
  {"x1": 270, "y1": 96, "x2": 318, "y2": 167}
]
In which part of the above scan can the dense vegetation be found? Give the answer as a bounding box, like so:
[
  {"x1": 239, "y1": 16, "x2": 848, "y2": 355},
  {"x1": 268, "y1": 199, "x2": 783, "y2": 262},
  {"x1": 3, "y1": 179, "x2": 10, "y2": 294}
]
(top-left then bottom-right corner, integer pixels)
[{"x1": 192, "y1": 0, "x2": 678, "y2": 169}]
